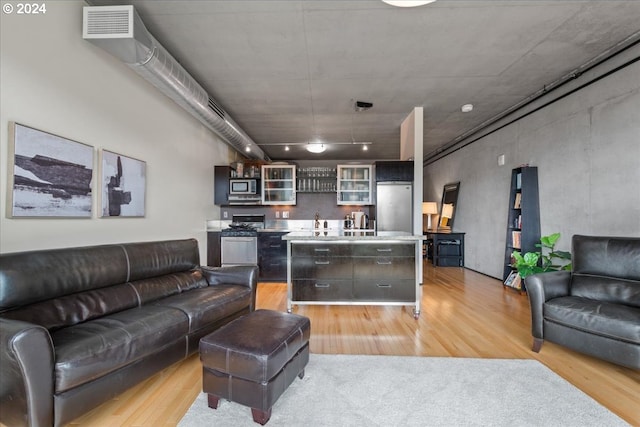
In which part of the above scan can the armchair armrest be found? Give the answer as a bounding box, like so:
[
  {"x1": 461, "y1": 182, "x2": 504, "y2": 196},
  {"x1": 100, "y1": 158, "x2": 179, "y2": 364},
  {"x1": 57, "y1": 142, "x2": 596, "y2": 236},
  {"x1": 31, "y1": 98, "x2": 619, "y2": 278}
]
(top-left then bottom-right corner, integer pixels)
[
  {"x1": 0, "y1": 318, "x2": 55, "y2": 427},
  {"x1": 200, "y1": 265, "x2": 259, "y2": 310},
  {"x1": 525, "y1": 271, "x2": 571, "y2": 342}
]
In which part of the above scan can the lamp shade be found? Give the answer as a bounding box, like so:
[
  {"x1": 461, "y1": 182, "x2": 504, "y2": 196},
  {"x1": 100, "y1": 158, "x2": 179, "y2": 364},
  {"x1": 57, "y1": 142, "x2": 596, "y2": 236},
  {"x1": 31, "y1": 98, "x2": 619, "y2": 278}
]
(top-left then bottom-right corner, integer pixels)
[{"x1": 422, "y1": 202, "x2": 438, "y2": 215}]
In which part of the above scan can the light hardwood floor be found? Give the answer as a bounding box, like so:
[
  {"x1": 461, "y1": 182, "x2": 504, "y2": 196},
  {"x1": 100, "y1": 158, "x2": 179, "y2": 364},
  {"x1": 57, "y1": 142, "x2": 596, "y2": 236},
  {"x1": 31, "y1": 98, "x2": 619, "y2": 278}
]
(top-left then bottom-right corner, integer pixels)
[{"x1": 69, "y1": 263, "x2": 640, "y2": 426}]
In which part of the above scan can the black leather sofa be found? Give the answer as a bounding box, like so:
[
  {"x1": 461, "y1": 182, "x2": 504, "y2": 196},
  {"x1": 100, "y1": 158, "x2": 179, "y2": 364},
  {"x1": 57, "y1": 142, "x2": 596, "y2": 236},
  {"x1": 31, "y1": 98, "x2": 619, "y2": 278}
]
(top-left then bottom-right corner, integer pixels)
[
  {"x1": 0, "y1": 239, "x2": 258, "y2": 427},
  {"x1": 525, "y1": 235, "x2": 640, "y2": 369}
]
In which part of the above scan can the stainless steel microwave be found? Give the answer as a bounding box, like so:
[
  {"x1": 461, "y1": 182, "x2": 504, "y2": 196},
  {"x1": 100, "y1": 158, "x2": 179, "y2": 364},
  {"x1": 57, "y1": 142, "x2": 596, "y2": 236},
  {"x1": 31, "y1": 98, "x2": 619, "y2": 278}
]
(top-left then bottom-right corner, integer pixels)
[{"x1": 229, "y1": 179, "x2": 258, "y2": 195}]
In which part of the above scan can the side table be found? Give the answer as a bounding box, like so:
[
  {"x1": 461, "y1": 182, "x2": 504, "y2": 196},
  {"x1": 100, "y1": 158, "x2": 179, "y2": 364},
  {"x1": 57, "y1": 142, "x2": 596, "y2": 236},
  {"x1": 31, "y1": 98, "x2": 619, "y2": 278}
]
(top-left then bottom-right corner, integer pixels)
[{"x1": 425, "y1": 230, "x2": 465, "y2": 267}]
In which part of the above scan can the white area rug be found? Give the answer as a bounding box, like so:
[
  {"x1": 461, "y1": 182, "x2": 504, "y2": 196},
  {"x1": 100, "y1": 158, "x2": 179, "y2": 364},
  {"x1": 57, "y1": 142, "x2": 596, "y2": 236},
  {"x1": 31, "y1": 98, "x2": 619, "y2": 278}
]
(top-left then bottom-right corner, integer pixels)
[{"x1": 179, "y1": 354, "x2": 627, "y2": 427}]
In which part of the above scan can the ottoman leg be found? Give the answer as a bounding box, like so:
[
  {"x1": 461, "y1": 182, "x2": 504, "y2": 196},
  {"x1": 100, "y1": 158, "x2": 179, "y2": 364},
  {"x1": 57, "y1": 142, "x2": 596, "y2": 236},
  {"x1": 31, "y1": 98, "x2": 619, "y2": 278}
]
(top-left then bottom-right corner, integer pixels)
[
  {"x1": 207, "y1": 394, "x2": 220, "y2": 409},
  {"x1": 298, "y1": 369, "x2": 305, "y2": 379},
  {"x1": 251, "y1": 407, "x2": 272, "y2": 425}
]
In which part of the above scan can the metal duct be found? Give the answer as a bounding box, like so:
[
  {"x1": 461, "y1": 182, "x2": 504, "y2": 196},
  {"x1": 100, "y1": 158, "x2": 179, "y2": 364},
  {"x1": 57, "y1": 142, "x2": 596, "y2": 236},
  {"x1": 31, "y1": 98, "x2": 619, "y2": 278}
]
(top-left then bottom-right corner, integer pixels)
[{"x1": 82, "y1": 5, "x2": 268, "y2": 161}]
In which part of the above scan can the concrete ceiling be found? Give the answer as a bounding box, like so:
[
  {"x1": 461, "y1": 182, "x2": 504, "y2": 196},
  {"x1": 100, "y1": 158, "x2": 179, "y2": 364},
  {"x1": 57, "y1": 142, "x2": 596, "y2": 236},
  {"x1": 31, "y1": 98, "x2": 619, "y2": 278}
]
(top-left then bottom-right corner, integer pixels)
[{"x1": 88, "y1": 0, "x2": 640, "y2": 161}]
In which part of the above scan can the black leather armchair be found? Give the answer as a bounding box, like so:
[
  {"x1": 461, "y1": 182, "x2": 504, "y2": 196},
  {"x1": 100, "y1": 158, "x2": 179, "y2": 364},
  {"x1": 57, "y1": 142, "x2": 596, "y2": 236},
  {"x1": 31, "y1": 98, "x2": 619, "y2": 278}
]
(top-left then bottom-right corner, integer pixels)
[{"x1": 525, "y1": 235, "x2": 640, "y2": 368}]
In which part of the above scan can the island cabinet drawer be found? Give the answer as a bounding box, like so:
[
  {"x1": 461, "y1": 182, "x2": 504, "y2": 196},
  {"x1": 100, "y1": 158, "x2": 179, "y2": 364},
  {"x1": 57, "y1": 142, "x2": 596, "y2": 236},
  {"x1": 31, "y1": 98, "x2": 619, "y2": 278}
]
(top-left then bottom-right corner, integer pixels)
[
  {"x1": 292, "y1": 244, "x2": 352, "y2": 257},
  {"x1": 352, "y1": 244, "x2": 414, "y2": 257},
  {"x1": 292, "y1": 257, "x2": 352, "y2": 279},
  {"x1": 353, "y1": 279, "x2": 415, "y2": 301},
  {"x1": 353, "y1": 257, "x2": 415, "y2": 279},
  {"x1": 292, "y1": 279, "x2": 352, "y2": 301}
]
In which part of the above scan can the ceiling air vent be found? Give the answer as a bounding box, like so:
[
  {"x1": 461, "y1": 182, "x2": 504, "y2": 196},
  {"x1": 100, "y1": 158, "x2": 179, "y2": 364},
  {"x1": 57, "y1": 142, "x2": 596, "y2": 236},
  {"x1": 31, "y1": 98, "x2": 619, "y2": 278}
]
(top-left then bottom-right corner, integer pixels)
[
  {"x1": 83, "y1": 5, "x2": 133, "y2": 38},
  {"x1": 207, "y1": 97, "x2": 225, "y2": 120},
  {"x1": 82, "y1": 5, "x2": 268, "y2": 161}
]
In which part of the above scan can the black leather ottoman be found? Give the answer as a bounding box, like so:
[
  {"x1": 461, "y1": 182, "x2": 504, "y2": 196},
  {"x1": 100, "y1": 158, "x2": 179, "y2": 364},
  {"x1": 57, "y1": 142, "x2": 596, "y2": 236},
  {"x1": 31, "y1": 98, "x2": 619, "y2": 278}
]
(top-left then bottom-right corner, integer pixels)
[{"x1": 199, "y1": 309, "x2": 310, "y2": 425}]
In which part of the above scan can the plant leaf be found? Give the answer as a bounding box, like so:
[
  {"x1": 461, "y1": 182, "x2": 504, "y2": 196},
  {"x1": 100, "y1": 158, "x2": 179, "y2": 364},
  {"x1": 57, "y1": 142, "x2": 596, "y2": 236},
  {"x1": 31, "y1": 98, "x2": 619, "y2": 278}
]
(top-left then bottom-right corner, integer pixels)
[
  {"x1": 523, "y1": 252, "x2": 540, "y2": 266},
  {"x1": 541, "y1": 233, "x2": 561, "y2": 248},
  {"x1": 552, "y1": 250, "x2": 572, "y2": 260}
]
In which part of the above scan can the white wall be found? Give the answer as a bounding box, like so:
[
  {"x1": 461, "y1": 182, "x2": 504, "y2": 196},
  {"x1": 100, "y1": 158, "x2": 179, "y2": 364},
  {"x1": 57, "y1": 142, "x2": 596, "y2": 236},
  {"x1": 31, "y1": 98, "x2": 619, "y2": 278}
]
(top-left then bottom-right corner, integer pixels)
[
  {"x1": 0, "y1": 1, "x2": 232, "y2": 261},
  {"x1": 424, "y1": 51, "x2": 640, "y2": 279}
]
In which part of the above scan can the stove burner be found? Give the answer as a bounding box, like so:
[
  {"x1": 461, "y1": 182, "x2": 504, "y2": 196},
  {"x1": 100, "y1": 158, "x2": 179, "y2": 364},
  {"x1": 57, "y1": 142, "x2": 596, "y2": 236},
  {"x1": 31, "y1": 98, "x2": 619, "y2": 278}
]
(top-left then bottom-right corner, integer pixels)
[
  {"x1": 221, "y1": 226, "x2": 258, "y2": 237},
  {"x1": 229, "y1": 223, "x2": 254, "y2": 230}
]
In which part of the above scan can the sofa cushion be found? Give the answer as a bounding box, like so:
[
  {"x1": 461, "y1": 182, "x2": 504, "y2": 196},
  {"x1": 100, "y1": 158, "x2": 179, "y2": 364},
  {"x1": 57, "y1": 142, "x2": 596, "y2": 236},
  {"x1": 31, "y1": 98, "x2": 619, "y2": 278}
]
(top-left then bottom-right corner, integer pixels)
[
  {"x1": 2, "y1": 283, "x2": 139, "y2": 332},
  {"x1": 129, "y1": 270, "x2": 208, "y2": 304},
  {"x1": 570, "y1": 275, "x2": 640, "y2": 308},
  {"x1": 52, "y1": 305, "x2": 189, "y2": 393},
  {"x1": 572, "y1": 235, "x2": 640, "y2": 280},
  {"x1": 570, "y1": 236, "x2": 640, "y2": 308},
  {"x1": 123, "y1": 239, "x2": 200, "y2": 282},
  {"x1": 544, "y1": 296, "x2": 640, "y2": 344},
  {"x1": 153, "y1": 285, "x2": 251, "y2": 332},
  {"x1": 0, "y1": 245, "x2": 129, "y2": 311}
]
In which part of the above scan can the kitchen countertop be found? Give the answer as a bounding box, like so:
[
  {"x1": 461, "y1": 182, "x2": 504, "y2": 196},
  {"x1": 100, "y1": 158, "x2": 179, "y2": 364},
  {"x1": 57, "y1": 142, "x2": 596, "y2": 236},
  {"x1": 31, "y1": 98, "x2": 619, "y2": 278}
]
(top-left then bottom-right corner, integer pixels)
[
  {"x1": 207, "y1": 219, "x2": 376, "y2": 233},
  {"x1": 282, "y1": 230, "x2": 423, "y2": 241}
]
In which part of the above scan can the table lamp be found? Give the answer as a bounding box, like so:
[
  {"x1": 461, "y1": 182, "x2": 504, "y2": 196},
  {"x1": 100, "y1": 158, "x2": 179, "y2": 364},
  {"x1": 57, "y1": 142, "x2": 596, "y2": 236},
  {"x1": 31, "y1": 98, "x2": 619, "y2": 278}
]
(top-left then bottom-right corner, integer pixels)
[{"x1": 422, "y1": 202, "x2": 438, "y2": 230}]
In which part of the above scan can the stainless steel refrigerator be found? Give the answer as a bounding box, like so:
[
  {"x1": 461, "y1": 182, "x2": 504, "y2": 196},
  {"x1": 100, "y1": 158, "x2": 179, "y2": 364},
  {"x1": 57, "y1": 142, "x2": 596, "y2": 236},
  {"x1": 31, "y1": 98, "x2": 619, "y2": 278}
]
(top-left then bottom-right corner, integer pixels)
[{"x1": 375, "y1": 182, "x2": 413, "y2": 233}]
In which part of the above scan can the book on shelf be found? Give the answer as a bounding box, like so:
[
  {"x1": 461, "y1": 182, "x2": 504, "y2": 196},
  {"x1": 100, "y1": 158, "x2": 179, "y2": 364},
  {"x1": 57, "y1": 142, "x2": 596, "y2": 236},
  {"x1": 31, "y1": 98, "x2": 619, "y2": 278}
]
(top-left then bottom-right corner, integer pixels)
[
  {"x1": 514, "y1": 192, "x2": 522, "y2": 209},
  {"x1": 516, "y1": 172, "x2": 522, "y2": 190},
  {"x1": 512, "y1": 231, "x2": 521, "y2": 249},
  {"x1": 511, "y1": 231, "x2": 522, "y2": 249},
  {"x1": 504, "y1": 270, "x2": 522, "y2": 290},
  {"x1": 513, "y1": 214, "x2": 522, "y2": 229}
]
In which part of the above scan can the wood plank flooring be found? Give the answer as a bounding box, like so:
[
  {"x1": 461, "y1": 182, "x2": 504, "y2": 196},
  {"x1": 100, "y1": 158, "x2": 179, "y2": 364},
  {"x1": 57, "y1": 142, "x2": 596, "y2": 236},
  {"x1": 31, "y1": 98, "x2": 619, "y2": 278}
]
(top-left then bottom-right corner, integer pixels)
[{"x1": 68, "y1": 263, "x2": 640, "y2": 426}]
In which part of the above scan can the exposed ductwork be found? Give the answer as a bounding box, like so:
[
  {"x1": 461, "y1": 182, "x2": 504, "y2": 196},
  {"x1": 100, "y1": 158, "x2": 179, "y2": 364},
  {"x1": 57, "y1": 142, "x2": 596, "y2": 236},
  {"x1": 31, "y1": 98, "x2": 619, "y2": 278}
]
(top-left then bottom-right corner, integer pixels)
[{"x1": 82, "y1": 5, "x2": 268, "y2": 161}]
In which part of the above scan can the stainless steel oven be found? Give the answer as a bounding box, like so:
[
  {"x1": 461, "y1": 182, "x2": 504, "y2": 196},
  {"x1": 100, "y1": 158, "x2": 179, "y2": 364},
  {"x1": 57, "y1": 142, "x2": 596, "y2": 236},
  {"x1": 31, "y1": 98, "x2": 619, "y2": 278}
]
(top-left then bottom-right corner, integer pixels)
[
  {"x1": 220, "y1": 214, "x2": 264, "y2": 267},
  {"x1": 221, "y1": 234, "x2": 258, "y2": 266}
]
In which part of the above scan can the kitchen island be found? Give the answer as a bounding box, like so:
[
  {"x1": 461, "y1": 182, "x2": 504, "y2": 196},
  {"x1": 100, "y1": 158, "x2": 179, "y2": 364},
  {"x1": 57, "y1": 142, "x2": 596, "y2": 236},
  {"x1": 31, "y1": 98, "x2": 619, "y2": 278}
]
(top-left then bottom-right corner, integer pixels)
[{"x1": 283, "y1": 231, "x2": 424, "y2": 318}]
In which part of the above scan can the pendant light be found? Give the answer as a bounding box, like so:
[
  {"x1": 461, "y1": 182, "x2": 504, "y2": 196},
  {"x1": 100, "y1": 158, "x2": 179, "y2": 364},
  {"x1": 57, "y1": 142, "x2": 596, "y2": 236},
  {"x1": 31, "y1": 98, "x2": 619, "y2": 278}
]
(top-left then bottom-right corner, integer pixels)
[
  {"x1": 306, "y1": 143, "x2": 326, "y2": 154},
  {"x1": 382, "y1": 0, "x2": 437, "y2": 7}
]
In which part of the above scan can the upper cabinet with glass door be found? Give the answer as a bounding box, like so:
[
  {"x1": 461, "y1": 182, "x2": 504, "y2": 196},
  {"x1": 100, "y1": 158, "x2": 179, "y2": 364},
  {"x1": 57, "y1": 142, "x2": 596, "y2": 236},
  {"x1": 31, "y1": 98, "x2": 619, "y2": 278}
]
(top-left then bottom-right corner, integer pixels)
[
  {"x1": 337, "y1": 165, "x2": 373, "y2": 205},
  {"x1": 261, "y1": 165, "x2": 296, "y2": 205}
]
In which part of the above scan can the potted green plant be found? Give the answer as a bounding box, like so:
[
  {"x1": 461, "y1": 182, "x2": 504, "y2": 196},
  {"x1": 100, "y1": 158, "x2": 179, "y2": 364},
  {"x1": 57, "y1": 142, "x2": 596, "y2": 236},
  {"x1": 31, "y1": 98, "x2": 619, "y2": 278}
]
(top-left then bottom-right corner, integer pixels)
[{"x1": 511, "y1": 232, "x2": 572, "y2": 279}]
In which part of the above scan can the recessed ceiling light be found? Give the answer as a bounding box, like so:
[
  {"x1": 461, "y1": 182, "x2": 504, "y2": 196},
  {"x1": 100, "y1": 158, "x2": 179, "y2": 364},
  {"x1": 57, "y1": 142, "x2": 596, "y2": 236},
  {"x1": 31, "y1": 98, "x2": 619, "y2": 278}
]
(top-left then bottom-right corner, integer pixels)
[
  {"x1": 461, "y1": 104, "x2": 473, "y2": 113},
  {"x1": 306, "y1": 143, "x2": 326, "y2": 154},
  {"x1": 245, "y1": 146, "x2": 251, "y2": 152},
  {"x1": 362, "y1": 145, "x2": 368, "y2": 151},
  {"x1": 382, "y1": 0, "x2": 437, "y2": 7},
  {"x1": 284, "y1": 145, "x2": 290, "y2": 151}
]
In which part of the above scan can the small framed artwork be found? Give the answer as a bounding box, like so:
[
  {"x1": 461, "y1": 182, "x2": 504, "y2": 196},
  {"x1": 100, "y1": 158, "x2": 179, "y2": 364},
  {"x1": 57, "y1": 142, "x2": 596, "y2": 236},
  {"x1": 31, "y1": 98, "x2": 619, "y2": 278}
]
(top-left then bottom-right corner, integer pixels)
[
  {"x1": 99, "y1": 149, "x2": 146, "y2": 217},
  {"x1": 7, "y1": 122, "x2": 93, "y2": 218}
]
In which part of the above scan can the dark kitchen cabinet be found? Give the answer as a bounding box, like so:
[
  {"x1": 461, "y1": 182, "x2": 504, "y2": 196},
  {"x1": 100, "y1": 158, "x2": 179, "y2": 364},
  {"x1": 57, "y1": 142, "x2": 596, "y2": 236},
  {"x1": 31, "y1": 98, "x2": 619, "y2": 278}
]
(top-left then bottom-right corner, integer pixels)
[
  {"x1": 214, "y1": 166, "x2": 231, "y2": 206},
  {"x1": 289, "y1": 242, "x2": 416, "y2": 304},
  {"x1": 207, "y1": 231, "x2": 221, "y2": 267},
  {"x1": 258, "y1": 232, "x2": 288, "y2": 281},
  {"x1": 374, "y1": 161, "x2": 414, "y2": 182}
]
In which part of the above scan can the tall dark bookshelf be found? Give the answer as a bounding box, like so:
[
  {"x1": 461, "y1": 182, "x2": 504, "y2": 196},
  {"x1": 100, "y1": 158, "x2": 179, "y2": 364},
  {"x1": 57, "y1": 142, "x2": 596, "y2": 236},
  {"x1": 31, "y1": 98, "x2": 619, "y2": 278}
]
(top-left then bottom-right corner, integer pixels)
[{"x1": 503, "y1": 166, "x2": 541, "y2": 289}]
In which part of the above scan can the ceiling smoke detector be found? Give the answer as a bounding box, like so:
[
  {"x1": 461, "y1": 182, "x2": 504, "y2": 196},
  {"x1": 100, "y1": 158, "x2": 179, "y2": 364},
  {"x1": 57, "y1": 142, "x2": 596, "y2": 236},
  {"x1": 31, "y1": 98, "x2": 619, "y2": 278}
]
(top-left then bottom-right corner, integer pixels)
[{"x1": 355, "y1": 101, "x2": 373, "y2": 112}]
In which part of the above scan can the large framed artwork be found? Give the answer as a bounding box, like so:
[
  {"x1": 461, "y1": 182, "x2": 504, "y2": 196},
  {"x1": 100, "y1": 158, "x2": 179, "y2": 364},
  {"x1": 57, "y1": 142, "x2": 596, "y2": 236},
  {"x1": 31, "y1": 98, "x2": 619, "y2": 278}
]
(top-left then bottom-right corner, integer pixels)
[
  {"x1": 7, "y1": 122, "x2": 93, "y2": 218},
  {"x1": 100, "y1": 149, "x2": 146, "y2": 217}
]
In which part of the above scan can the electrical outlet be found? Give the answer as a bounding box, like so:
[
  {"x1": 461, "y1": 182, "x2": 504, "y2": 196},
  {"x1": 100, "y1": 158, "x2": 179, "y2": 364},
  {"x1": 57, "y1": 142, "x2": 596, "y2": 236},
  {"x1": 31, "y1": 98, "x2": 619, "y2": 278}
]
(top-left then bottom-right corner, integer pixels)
[
  {"x1": 223, "y1": 211, "x2": 228, "y2": 219},
  {"x1": 275, "y1": 211, "x2": 280, "y2": 219},
  {"x1": 282, "y1": 211, "x2": 289, "y2": 218}
]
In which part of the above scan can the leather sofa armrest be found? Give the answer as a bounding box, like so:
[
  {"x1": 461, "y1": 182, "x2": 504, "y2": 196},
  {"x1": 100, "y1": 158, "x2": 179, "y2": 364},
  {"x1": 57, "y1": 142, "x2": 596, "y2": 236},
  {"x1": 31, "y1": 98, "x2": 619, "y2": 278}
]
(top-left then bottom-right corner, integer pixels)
[
  {"x1": 200, "y1": 265, "x2": 259, "y2": 310},
  {"x1": 525, "y1": 271, "x2": 571, "y2": 340},
  {"x1": 0, "y1": 318, "x2": 55, "y2": 427}
]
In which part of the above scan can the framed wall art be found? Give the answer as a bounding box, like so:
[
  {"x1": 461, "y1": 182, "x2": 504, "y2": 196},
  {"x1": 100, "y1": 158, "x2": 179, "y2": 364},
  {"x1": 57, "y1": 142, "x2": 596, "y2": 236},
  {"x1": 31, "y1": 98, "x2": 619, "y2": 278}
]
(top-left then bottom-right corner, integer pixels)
[
  {"x1": 100, "y1": 149, "x2": 146, "y2": 217},
  {"x1": 7, "y1": 122, "x2": 93, "y2": 218}
]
